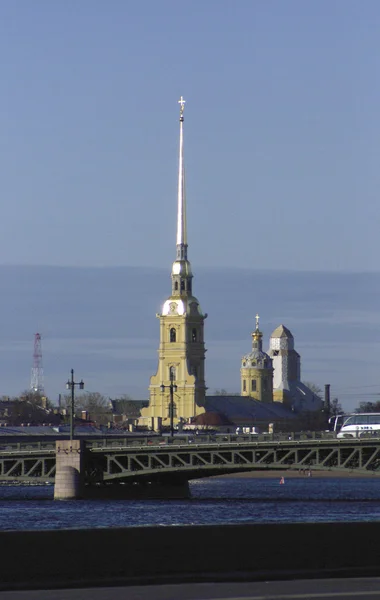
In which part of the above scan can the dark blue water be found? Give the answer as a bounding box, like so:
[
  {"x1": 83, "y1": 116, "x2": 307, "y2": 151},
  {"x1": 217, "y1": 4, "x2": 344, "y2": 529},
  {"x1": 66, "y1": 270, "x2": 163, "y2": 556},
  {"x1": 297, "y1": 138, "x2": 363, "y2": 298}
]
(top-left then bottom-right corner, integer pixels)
[{"x1": 1, "y1": 477, "x2": 380, "y2": 530}]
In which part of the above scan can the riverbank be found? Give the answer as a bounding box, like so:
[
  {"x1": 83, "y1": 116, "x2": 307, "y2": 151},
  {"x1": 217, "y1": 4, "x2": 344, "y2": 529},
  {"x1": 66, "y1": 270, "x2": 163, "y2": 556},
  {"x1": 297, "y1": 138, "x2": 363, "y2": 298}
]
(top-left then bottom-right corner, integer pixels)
[{"x1": 2, "y1": 522, "x2": 380, "y2": 591}]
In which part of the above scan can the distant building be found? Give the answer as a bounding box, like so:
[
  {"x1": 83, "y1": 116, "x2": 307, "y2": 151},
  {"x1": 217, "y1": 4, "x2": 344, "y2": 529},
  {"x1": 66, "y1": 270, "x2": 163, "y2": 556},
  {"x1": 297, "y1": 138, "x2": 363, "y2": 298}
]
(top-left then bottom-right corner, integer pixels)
[
  {"x1": 240, "y1": 315, "x2": 273, "y2": 403},
  {"x1": 268, "y1": 324, "x2": 322, "y2": 412}
]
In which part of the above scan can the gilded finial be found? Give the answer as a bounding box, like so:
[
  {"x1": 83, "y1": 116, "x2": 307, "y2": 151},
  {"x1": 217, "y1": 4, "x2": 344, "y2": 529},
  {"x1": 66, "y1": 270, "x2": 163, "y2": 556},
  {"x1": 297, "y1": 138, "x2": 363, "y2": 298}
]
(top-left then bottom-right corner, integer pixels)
[
  {"x1": 255, "y1": 313, "x2": 260, "y2": 330},
  {"x1": 178, "y1": 96, "x2": 186, "y2": 120}
]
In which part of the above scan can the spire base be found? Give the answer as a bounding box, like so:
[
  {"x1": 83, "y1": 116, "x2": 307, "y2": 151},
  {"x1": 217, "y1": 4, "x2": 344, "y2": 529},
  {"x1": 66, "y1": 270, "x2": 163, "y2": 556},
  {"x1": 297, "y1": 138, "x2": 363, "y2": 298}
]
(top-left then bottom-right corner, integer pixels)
[{"x1": 176, "y1": 243, "x2": 188, "y2": 261}]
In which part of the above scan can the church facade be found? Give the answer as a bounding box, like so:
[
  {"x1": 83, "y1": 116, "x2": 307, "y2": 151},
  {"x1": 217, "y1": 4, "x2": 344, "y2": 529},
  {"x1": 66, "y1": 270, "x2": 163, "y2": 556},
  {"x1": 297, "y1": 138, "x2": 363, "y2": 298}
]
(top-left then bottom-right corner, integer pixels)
[{"x1": 140, "y1": 98, "x2": 207, "y2": 430}]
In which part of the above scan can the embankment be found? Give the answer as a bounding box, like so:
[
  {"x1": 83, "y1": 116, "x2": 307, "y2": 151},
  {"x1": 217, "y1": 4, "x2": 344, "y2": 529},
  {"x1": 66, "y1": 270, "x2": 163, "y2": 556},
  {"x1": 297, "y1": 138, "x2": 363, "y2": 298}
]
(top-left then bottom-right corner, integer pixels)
[{"x1": 1, "y1": 521, "x2": 380, "y2": 590}]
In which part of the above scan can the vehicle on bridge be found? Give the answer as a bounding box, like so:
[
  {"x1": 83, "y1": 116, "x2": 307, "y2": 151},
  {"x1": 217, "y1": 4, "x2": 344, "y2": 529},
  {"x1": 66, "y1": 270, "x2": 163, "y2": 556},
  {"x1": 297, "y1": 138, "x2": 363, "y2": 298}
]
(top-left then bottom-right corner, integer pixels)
[{"x1": 337, "y1": 413, "x2": 380, "y2": 438}]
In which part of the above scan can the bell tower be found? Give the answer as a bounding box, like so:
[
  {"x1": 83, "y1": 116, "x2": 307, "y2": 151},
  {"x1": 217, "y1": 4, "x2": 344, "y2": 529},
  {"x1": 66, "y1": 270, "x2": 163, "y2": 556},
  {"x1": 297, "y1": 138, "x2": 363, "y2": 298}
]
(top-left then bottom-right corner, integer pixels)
[
  {"x1": 240, "y1": 314, "x2": 274, "y2": 403},
  {"x1": 140, "y1": 97, "x2": 207, "y2": 429}
]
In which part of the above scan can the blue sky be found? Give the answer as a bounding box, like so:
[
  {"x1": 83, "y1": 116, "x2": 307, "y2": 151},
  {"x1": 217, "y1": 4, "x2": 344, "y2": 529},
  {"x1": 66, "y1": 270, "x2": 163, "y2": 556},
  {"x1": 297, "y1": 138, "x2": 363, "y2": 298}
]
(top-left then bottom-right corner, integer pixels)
[{"x1": 0, "y1": 1, "x2": 379, "y2": 271}]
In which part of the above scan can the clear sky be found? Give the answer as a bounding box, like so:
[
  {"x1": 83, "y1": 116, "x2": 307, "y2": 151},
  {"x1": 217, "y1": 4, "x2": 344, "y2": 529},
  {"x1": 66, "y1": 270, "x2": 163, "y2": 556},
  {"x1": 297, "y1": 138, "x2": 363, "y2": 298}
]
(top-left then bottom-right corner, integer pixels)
[{"x1": 1, "y1": 1, "x2": 379, "y2": 272}]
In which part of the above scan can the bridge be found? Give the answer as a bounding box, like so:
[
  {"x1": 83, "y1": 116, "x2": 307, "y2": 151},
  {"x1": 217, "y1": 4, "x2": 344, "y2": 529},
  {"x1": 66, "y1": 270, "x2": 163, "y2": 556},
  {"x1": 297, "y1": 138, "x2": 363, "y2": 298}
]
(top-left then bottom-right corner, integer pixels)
[{"x1": 1, "y1": 433, "x2": 380, "y2": 493}]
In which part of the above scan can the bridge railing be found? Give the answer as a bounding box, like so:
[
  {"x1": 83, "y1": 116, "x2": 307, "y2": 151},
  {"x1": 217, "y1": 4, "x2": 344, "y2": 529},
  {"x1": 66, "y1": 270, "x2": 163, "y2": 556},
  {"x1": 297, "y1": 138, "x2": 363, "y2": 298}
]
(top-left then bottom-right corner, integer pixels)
[
  {"x1": 0, "y1": 441, "x2": 56, "y2": 453},
  {"x1": 85, "y1": 430, "x2": 341, "y2": 450}
]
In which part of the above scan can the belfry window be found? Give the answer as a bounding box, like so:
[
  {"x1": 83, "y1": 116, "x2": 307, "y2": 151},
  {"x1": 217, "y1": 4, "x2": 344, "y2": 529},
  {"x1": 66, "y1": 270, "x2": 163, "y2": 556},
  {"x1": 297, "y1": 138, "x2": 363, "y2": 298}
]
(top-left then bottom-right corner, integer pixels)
[
  {"x1": 192, "y1": 328, "x2": 197, "y2": 342},
  {"x1": 174, "y1": 281, "x2": 178, "y2": 291},
  {"x1": 243, "y1": 380, "x2": 246, "y2": 392},
  {"x1": 169, "y1": 366, "x2": 176, "y2": 381},
  {"x1": 251, "y1": 380, "x2": 257, "y2": 392},
  {"x1": 170, "y1": 328, "x2": 176, "y2": 343},
  {"x1": 187, "y1": 280, "x2": 192, "y2": 292},
  {"x1": 181, "y1": 280, "x2": 185, "y2": 291}
]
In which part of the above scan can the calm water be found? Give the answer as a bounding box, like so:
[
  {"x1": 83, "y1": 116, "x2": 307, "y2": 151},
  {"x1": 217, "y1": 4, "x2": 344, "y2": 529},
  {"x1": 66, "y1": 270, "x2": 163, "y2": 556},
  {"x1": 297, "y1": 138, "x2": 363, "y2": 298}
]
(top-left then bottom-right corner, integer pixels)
[{"x1": 1, "y1": 477, "x2": 380, "y2": 530}]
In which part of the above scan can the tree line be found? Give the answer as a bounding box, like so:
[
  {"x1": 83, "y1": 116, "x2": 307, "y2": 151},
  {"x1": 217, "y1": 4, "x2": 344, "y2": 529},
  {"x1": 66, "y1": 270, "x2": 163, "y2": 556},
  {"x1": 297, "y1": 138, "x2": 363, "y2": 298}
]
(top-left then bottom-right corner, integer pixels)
[{"x1": 0, "y1": 391, "x2": 145, "y2": 427}]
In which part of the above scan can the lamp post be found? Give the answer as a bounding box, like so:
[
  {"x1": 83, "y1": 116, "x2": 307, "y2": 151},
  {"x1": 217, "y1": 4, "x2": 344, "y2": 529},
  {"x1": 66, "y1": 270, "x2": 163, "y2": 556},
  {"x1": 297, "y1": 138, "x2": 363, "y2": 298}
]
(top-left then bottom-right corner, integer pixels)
[
  {"x1": 160, "y1": 371, "x2": 177, "y2": 437},
  {"x1": 66, "y1": 369, "x2": 84, "y2": 441}
]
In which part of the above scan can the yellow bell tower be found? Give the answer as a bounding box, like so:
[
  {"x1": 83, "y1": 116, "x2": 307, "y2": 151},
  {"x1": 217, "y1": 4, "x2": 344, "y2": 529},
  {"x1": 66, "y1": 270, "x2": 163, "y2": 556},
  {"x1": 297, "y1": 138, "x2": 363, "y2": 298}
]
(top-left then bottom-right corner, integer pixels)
[{"x1": 140, "y1": 97, "x2": 207, "y2": 430}]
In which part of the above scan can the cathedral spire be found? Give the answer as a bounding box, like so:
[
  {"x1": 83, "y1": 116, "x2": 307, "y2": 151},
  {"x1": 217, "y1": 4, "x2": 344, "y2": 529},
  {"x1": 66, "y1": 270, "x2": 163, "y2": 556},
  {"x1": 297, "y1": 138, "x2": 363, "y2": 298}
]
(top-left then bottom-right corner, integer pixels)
[{"x1": 176, "y1": 96, "x2": 187, "y2": 260}]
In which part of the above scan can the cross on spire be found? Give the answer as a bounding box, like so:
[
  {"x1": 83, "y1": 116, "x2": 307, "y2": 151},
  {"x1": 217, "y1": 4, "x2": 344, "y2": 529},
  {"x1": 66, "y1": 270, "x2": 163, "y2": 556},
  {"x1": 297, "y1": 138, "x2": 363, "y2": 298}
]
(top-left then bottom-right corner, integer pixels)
[
  {"x1": 255, "y1": 313, "x2": 260, "y2": 330},
  {"x1": 178, "y1": 96, "x2": 186, "y2": 115}
]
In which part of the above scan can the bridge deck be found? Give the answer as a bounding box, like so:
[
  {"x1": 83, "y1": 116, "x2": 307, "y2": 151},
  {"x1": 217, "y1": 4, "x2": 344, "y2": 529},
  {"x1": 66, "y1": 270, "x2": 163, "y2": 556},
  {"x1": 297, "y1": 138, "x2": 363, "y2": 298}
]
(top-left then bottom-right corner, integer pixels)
[{"x1": 0, "y1": 434, "x2": 379, "y2": 483}]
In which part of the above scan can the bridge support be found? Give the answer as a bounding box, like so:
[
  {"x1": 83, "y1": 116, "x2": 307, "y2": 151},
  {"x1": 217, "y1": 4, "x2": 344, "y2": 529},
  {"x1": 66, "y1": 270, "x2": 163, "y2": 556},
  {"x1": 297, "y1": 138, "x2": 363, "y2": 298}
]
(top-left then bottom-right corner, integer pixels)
[{"x1": 54, "y1": 440, "x2": 84, "y2": 500}]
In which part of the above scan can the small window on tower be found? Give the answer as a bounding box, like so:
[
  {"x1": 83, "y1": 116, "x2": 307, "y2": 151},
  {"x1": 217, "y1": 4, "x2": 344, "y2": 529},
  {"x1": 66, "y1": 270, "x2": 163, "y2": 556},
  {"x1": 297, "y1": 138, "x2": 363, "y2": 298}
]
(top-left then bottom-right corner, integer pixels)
[
  {"x1": 188, "y1": 280, "x2": 192, "y2": 292},
  {"x1": 251, "y1": 380, "x2": 257, "y2": 392},
  {"x1": 169, "y1": 366, "x2": 176, "y2": 381},
  {"x1": 181, "y1": 281, "x2": 185, "y2": 291},
  {"x1": 174, "y1": 281, "x2": 178, "y2": 291},
  {"x1": 170, "y1": 328, "x2": 176, "y2": 342},
  {"x1": 243, "y1": 380, "x2": 246, "y2": 392},
  {"x1": 192, "y1": 328, "x2": 197, "y2": 342}
]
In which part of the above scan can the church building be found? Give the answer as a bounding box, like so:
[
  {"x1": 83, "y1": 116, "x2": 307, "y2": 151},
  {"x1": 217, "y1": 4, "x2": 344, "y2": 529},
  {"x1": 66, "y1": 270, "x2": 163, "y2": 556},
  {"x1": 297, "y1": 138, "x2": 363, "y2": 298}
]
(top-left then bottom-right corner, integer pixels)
[
  {"x1": 139, "y1": 98, "x2": 323, "y2": 433},
  {"x1": 140, "y1": 97, "x2": 207, "y2": 430}
]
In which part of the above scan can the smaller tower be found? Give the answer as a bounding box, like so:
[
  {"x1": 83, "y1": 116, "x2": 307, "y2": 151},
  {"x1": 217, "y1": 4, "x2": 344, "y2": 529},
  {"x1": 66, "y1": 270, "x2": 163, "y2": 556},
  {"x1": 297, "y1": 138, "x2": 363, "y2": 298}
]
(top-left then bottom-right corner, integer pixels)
[
  {"x1": 30, "y1": 333, "x2": 44, "y2": 395},
  {"x1": 268, "y1": 324, "x2": 299, "y2": 407},
  {"x1": 268, "y1": 324, "x2": 323, "y2": 412},
  {"x1": 241, "y1": 315, "x2": 273, "y2": 402}
]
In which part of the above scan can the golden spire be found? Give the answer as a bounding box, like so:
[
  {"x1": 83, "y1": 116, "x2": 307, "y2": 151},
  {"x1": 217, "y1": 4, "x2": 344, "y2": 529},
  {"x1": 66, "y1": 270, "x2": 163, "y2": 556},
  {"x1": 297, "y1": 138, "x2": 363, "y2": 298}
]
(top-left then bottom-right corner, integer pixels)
[{"x1": 176, "y1": 96, "x2": 187, "y2": 259}]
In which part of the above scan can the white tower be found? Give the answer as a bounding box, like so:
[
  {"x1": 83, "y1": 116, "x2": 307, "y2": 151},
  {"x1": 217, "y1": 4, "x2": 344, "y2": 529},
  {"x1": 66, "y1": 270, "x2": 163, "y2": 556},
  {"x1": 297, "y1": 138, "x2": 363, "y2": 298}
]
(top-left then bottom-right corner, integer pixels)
[{"x1": 268, "y1": 325, "x2": 322, "y2": 412}]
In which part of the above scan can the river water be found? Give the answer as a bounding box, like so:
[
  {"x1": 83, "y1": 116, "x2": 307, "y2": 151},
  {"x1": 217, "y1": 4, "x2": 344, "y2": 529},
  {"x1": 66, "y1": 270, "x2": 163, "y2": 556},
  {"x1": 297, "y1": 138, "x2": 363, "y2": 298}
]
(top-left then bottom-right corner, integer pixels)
[{"x1": 1, "y1": 476, "x2": 380, "y2": 530}]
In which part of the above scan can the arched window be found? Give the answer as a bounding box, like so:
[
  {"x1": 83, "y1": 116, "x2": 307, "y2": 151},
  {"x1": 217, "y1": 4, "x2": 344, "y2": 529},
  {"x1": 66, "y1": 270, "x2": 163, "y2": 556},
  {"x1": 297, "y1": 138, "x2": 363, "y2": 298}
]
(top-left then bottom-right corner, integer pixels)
[
  {"x1": 174, "y1": 281, "x2": 178, "y2": 291},
  {"x1": 180, "y1": 280, "x2": 185, "y2": 291},
  {"x1": 169, "y1": 366, "x2": 176, "y2": 381},
  {"x1": 170, "y1": 328, "x2": 176, "y2": 342},
  {"x1": 251, "y1": 379, "x2": 257, "y2": 392},
  {"x1": 192, "y1": 328, "x2": 197, "y2": 342},
  {"x1": 243, "y1": 380, "x2": 246, "y2": 392},
  {"x1": 188, "y1": 280, "x2": 192, "y2": 293}
]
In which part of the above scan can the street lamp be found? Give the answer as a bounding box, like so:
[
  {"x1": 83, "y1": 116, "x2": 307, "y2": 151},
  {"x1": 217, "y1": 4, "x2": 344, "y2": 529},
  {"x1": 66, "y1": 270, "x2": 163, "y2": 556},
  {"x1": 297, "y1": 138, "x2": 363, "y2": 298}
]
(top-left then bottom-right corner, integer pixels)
[
  {"x1": 66, "y1": 369, "x2": 84, "y2": 441},
  {"x1": 160, "y1": 371, "x2": 177, "y2": 437}
]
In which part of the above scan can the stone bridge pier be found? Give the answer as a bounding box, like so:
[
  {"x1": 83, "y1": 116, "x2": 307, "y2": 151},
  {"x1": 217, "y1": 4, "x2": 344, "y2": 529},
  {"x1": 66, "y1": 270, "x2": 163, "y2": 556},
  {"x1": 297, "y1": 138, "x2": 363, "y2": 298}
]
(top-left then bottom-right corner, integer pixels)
[{"x1": 54, "y1": 440, "x2": 84, "y2": 500}]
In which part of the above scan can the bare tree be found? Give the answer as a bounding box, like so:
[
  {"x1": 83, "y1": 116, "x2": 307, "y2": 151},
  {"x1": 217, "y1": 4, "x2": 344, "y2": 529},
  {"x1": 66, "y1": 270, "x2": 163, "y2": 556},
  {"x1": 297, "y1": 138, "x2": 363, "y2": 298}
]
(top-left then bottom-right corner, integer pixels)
[
  {"x1": 75, "y1": 392, "x2": 111, "y2": 425},
  {"x1": 304, "y1": 382, "x2": 323, "y2": 399},
  {"x1": 356, "y1": 400, "x2": 380, "y2": 413},
  {"x1": 330, "y1": 397, "x2": 343, "y2": 416}
]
